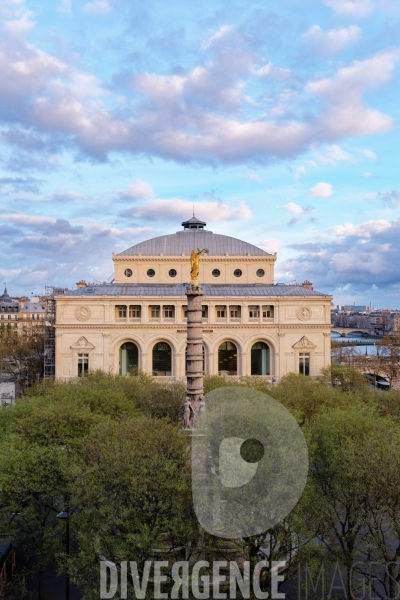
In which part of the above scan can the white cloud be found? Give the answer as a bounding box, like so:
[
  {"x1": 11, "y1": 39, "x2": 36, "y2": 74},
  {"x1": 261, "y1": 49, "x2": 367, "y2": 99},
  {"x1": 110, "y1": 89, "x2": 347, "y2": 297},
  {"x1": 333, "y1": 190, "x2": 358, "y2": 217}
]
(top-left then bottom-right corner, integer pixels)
[
  {"x1": 1, "y1": 213, "x2": 53, "y2": 226},
  {"x1": 82, "y1": 0, "x2": 111, "y2": 14},
  {"x1": 204, "y1": 25, "x2": 235, "y2": 49},
  {"x1": 356, "y1": 148, "x2": 377, "y2": 160},
  {"x1": 302, "y1": 25, "x2": 360, "y2": 55},
  {"x1": 323, "y1": 0, "x2": 377, "y2": 18},
  {"x1": 257, "y1": 63, "x2": 292, "y2": 80},
  {"x1": 309, "y1": 182, "x2": 333, "y2": 197},
  {"x1": 331, "y1": 219, "x2": 391, "y2": 237},
  {"x1": 314, "y1": 144, "x2": 353, "y2": 164},
  {"x1": 306, "y1": 51, "x2": 399, "y2": 141},
  {"x1": 117, "y1": 180, "x2": 155, "y2": 201},
  {"x1": 258, "y1": 238, "x2": 282, "y2": 253},
  {"x1": 121, "y1": 199, "x2": 252, "y2": 222},
  {"x1": 284, "y1": 202, "x2": 304, "y2": 214},
  {"x1": 0, "y1": 22, "x2": 396, "y2": 166},
  {"x1": 294, "y1": 166, "x2": 307, "y2": 179},
  {"x1": 244, "y1": 171, "x2": 263, "y2": 182}
]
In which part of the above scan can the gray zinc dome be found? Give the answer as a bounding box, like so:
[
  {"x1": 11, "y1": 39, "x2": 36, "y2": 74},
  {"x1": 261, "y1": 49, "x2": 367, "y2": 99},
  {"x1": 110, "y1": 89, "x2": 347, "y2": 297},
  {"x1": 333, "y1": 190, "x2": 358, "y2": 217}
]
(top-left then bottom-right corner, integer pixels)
[
  {"x1": 0, "y1": 287, "x2": 19, "y2": 310},
  {"x1": 118, "y1": 217, "x2": 271, "y2": 257}
]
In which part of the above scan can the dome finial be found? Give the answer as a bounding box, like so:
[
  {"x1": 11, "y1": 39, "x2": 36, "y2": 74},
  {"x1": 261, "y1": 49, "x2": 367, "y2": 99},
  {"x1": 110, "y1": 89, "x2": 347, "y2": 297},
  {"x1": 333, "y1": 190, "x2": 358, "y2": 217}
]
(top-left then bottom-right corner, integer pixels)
[{"x1": 181, "y1": 215, "x2": 207, "y2": 230}]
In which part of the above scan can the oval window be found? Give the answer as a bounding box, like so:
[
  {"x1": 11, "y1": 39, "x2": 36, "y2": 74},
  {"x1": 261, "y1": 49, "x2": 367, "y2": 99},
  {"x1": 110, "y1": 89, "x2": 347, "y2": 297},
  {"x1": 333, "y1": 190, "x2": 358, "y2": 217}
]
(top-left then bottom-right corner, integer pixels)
[
  {"x1": 147, "y1": 269, "x2": 155, "y2": 277},
  {"x1": 234, "y1": 269, "x2": 242, "y2": 277},
  {"x1": 169, "y1": 269, "x2": 177, "y2": 278},
  {"x1": 256, "y1": 269, "x2": 265, "y2": 277},
  {"x1": 212, "y1": 269, "x2": 221, "y2": 277},
  {"x1": 124, "y1": 268, "x2": 133, "y2": 277}
]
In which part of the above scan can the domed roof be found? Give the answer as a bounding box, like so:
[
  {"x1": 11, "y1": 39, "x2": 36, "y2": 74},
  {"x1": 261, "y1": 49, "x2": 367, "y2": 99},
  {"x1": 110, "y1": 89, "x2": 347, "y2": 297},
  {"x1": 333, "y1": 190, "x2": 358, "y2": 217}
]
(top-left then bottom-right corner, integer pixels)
[
  {"x1": 118, "y1": 218, "x2": 271, "y2": 257},
  {"x1": 0, "y1": 287, "x2": 19, "y2": 309}
]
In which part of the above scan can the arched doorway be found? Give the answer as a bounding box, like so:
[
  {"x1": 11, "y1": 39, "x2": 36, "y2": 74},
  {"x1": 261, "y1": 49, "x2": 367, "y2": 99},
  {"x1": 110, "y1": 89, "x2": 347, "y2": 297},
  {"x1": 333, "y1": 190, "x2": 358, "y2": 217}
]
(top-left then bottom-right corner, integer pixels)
[
  {"x1": 119, "y1": 342, "x2": 139, "y2": 375},
  {"x1": 251, "y1": 342, "x2": 270, "y2": 375},
  {"x1": 152, "y1": 342, "x2": 172, "y2": 376},
  {"x1": 218, "y1": 341, "x2": 237, "y2": 375},
  {"x1": 185, "y1": 345, "x2": 205, "y2": 374}
]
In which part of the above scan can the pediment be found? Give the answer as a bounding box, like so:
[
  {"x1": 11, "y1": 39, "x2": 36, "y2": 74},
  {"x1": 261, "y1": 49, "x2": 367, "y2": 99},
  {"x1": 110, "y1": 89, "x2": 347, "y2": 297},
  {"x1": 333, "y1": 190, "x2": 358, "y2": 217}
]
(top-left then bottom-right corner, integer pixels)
[
  {"x1": 70, "y1": 336, "x2": 95, "y2": 350},
  {"x1": 292, "y1": 336, "x2": 316, "y2": 349}
]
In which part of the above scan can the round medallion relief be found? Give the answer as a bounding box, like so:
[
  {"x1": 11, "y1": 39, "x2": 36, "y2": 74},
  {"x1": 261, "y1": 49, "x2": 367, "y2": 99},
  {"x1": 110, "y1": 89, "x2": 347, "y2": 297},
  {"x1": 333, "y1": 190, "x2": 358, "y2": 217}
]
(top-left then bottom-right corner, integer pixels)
[
  {"x1": 75, "y1": 306, "x2": 91, "y2": 321},
  {"x1": 296, "y1": 306, "x2": 311, "y2": 321}
]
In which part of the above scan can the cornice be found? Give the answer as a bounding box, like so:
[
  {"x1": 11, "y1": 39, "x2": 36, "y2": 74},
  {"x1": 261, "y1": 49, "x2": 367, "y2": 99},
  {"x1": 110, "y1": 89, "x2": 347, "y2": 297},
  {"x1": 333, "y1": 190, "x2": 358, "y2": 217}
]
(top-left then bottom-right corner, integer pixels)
[
  {"x1": 57, "y1": 295, "x2": 332, "y2": 302},
  {"x1": 55, "y1": 323, "x2": 332, "y2": 331},
  {"x1": 113, "y1": 256, "x2": 276, "y2": 262}
]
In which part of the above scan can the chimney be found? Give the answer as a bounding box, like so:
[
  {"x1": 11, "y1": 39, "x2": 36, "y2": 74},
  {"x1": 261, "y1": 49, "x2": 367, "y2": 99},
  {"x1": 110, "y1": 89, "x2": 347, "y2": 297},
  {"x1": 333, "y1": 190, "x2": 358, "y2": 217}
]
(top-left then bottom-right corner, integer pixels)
[
  {"x1": 302, "y1": 280, "x2": 313, "y2": 290},
  {"x1": 76, "y1": 279, "x2": 87, "y2": 290}
]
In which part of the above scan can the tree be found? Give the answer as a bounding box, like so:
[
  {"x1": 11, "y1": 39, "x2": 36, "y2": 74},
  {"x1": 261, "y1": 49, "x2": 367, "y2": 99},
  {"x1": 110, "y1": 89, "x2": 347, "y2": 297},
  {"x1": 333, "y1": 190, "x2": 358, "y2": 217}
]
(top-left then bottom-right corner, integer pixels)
[
  {"x1": 318, "y1": 364, "x2": 369, "y2": 393},
  {"x1": 303, "y1": 406, "x2": 400, "y2": 600},
  {"x1": 0, "y1": 330, "x2": 44, "y2": 396},
  {"x1": 70, "y1": 418, "x2": 194, "y2": 599}
]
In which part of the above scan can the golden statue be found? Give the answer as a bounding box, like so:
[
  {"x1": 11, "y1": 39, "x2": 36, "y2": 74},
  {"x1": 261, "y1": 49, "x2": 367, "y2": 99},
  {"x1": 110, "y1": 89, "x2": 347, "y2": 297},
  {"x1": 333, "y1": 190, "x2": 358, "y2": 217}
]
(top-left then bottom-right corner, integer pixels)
[{"x1": 190, "y1": 248, "x2": 209, "y2": 284}]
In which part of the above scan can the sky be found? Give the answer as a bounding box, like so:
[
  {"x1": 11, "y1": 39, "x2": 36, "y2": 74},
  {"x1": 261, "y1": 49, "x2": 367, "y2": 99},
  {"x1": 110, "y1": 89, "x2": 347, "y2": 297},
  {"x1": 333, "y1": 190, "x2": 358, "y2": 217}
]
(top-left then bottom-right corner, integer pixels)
[{"x1": 0, "y1": 0, "x2": 399, "y2": 307}]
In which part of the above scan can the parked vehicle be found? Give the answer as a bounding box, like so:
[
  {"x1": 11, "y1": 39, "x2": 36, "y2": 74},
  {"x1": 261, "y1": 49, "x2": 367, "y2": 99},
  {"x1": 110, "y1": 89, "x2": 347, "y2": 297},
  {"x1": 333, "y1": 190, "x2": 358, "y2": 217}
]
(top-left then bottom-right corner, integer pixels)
[{"x1": 363, "y1": 373, "x2": 391, "y2": 390}]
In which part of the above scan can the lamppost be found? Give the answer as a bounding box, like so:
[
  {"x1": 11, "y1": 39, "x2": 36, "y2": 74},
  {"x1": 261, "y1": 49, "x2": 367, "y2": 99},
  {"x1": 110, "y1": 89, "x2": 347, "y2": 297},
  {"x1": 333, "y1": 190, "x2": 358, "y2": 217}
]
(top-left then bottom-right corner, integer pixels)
[{"x1": 57, "y1": 504, "x2": 70, "y2": 600}]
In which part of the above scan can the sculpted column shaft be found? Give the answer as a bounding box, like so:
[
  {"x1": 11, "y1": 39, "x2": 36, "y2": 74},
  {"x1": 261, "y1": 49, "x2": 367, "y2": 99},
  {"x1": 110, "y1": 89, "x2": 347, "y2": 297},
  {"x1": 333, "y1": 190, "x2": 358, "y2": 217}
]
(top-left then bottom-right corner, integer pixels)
[
  {"x1": 183, "y1": 248, "x2": 208, "y2": 429},
  {"x1": 186, "y1": 286, "x2": 204, "y2": 409}
]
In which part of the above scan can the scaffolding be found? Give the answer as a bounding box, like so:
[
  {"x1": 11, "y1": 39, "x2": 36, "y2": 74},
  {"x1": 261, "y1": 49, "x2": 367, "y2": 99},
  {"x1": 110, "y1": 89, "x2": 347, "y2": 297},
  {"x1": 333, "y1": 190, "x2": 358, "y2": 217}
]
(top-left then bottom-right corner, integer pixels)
[{"x1": 44, "y1": 286, "x2": 65, "y2": 379}]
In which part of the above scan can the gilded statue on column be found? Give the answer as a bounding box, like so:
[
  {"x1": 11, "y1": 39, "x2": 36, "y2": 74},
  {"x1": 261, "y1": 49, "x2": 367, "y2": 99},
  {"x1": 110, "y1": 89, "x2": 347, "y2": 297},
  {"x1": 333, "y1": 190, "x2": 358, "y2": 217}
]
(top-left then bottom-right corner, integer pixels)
[{"x1": 190, "y1": 248, "x2": 209, "y2": 284}]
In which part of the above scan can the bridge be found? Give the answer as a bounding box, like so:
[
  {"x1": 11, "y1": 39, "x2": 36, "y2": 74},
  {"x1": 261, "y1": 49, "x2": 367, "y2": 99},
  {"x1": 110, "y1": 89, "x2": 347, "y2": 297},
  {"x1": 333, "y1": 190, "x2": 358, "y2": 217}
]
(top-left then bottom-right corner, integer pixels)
[{"x1": 331, "y1": 327, "x2": 372, "y2": 337}]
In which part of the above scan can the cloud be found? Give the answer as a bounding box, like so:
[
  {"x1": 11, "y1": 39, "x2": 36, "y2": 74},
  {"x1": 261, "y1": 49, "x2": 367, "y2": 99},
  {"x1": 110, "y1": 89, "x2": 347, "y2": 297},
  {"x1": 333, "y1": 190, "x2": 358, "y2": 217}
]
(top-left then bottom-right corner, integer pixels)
[
  {"x1": 284, "y1": 202, "x2": 304, "y2": 214},
  {"x1": 0, "y1": 209, "x2": 153, "y2": 292},
  {"x1": 283, "y1": 202, "x2": 314, "y2": 226},
  {"x1": 373, "y1": 190, "x2": 400, "y2": 208},
  {"x1": 244, "y1": 171, "x2": 263, "y2": 182},
  {"x1": 120, "y1": 199, "x2": 252, "y2": 222},
  {"x1": 294, "y1": 166, "x2": 307, "y2": 179},
  {"x1": 204, "y1": 25, "x2": 235, "y2": 49},
  {"x1": 302, "y1": 25, "x2": 360, "y2": 55},
  {"x1": 82, "y1": 0, "x2": 111, "y2": 14},
  {"x1": 356, "y1": 148, "x2": 377, "y2": 160},
  {"x1": 283, "y1": 217, "x2": 400, "y2": 293},
  {"x1": 0, "y1": 175, "x2": 43, "y2": 193},
  {"x1": 309, "y1": 182, "x2": 333, "y2": 197},
  {"x1": 258, "y1": 237, "x2": 282, "y2": 253},
  {"x1": 313, "y1": 144, "x2": 353, "y2": 165},
  {"x1": 116, "y1": 180, "x2": 155, "y2": 201},
  {"x1": 331, "y1": 219, "x2": 391, "y2": 237},
  {"x1": 0, "y1": 21, "x2": 397, "y2": 166},
  {"x1": 306, "y1": 50, "x2": 399, "y2": 141},
  {"x1": 256, "y1": 63, "x2": 292, "y2": 80},
  {"x1": 323, "y1": 0, "x2": 377, "y2": 18}
]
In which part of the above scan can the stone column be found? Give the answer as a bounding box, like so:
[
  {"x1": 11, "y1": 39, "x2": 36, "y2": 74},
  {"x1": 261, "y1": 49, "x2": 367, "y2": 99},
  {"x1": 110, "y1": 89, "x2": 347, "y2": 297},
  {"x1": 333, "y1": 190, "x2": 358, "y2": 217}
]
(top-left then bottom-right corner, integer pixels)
[{"x1": 184, "y1": 283, "x2": 204, "y2": 428}]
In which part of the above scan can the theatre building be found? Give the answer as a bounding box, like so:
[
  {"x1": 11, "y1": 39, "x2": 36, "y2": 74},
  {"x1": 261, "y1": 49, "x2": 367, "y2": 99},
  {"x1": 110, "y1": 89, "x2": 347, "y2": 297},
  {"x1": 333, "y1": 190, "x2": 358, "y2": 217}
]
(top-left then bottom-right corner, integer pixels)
[{"x1": 54, "y1": 217, "x2": 332, "y2": 380}]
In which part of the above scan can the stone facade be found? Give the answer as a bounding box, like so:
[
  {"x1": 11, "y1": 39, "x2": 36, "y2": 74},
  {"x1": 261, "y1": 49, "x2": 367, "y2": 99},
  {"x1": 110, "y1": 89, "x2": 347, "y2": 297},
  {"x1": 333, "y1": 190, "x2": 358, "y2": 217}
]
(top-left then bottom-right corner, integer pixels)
[{"x1": 54, "y1": 218, "x2": 332, "y2": 381}]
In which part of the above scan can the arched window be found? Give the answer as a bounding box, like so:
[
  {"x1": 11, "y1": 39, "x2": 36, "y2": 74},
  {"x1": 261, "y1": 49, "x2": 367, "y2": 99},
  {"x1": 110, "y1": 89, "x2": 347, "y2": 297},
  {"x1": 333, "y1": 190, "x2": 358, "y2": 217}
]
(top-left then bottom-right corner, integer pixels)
[
  {"x1": 185, "y1": 345, "x2": 205, "y2": 374},
  {"x1": 251, "y1": 342, "x2": 270, "y2": 375},
  {"x1": 152, "y1": 342, "x2": 172, "y2": 376},
  {"x1": 119, "y1": 342, "x2": 139, "y2": 375},
  {"x1": 218, "y1": 341, "x2": 237, "y2": 375}
]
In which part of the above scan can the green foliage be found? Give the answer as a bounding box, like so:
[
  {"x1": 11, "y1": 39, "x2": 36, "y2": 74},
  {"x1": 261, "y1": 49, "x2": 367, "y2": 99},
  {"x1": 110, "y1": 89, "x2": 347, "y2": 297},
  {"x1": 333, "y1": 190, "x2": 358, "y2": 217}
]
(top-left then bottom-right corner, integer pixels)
[
  {"x1": 71, "y1": 418, "x2": 194, "y2": 599},
  {"x1": 203, "y1": 374, "x2": 245, "y2": 393},
  {"x1": 0, "y1": 329, "x2": 44, "y2": 395},
  {"x1": 319, "y1": 363, "x2": 370, "y2": 392},
  {"x1": 1, "y1": 370, "x2": 400, "y2": 598}
]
